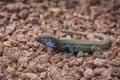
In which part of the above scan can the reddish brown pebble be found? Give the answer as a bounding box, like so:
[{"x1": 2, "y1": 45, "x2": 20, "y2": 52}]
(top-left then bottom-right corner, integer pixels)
[
  {"x1": 83, "y1": 68, "x2": 95, "y2": 78},
  {"x1": 18, "y1": 9, "x2": 29, "y2": 18}
]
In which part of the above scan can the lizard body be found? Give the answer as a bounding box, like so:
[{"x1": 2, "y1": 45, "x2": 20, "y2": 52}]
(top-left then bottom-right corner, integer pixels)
[{"x1": 36, "y1": 30, "x2": 111, "y2": 55}]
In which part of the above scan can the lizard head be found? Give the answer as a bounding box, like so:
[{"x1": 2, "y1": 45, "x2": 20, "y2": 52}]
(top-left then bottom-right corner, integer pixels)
[{"x1": 36, "y1": 35, "x2": 60, "y2": 48}]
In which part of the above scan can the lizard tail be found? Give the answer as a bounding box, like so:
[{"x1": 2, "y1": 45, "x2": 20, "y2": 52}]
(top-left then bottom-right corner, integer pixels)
[{"x1": 53, "y1": 29, "x2": 111, "y2": 47}]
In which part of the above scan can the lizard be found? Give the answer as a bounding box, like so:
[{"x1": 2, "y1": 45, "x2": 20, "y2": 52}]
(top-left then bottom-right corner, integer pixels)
[{"x1": 36, "y1": 29, "x2": 111, "y2": 55}]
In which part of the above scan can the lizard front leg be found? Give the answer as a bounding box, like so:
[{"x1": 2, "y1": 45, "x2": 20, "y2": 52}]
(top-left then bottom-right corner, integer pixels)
[{"x1": 60, "y1": 45, "x2": 74, "y2": 55}]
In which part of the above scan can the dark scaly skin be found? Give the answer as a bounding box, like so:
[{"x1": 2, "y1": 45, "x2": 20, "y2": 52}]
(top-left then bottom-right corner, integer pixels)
[{"x1": 36, "y1": 29, "x2": 111, "y2": 55}]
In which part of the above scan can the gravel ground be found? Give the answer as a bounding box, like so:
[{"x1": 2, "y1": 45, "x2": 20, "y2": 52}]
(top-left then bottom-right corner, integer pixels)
[{"x1": 0, "y1": 0, "x2": 120, "y2": 80}]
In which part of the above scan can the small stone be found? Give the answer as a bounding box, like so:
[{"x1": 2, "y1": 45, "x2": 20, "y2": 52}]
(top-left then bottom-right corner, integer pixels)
[
  {"x1": 94, "y1": 68, "x2": 106, "y2": 75},
  {"x1": 5, "y1": 3, "x2": 17, "y2": 12},
  {"x1": 78, "y1": 14, "x2": 90, "y2": 20},
  {"x1": 87, "y1": 34, "x2": 98, "y2": 41},
  {"x1": 0, "y1": 43, "x2": 3, "y2": 56},
  {"x1": 54, "y1": 74, "x2": 65, "y2": 80},
  {"x1": 27, "y1": 12, "x2": 39, "y2": 23},
  {"x1": 69, "y1": 59, "x2": 81, "y2": 66},
  {"x1": 3, "y1": 41, "x2": 12, "y2": 47},
  {"x1": 5, "y1": 25, "x2": 16, "y2": 35},
  {"x1": 83, "y1": 68, "x2": 94, "y2": 78},
  {"x1": 110, "y1": 58, "x2": 120, "y2": 67},
  {"x1": 71, "y1": 24, "x2": 79, "y2": 31},
  {"x1": 112, "y1": 67, "x2": 120, "y2": 76},
  {"x1": 18, "y1": 9, "x2": 29, "y2": 18},
  {"x1": 93, "y1": 58, "x2": 107, "y2": 67},
  {"x1": 0, "y1": 11, "x2": 8, "y2": 18},
  {"x1": 73, "y1": 12, "x2": 78, "y2": 17},
  {"x1": 80, "y1": 77, "x2": 86, "y2": 80},
  {"x1": 50, "y1": 54, "x2": 62, "y2": 64},
  {"x1": 64, "y1": 76, "x2": 75, "y2": 80},
  {"x1": 24, "y1": 73, "x2": 41, "y2": 80},
  {"x1": 47, "y1": 68, "x2": 59, "y2": 78},
  {"x1": 116, "y1": 36, "x2": 120, "y2": 46},
  {"x1": 18, "y1": 57, "x2": 29, "y2": 64},
  {"x1": 66, "y1": 35, "x2": 72, "y2": 39},
  {"x1": 51, "y1": 7, "x2": 62, "y2": 13},
  {"x1": 16, "y1": 34, "x2": 26, "y2": 42},
  {"x1": 101, "y1": 68, "x2": 112, "y2": 79},
  {"x1": 0, "y1": 21, "x2": 4, "y2": 26},
  {"x1": 4, "y1": 2, "x2": 28, "y2": 12},
  {"x1": 38, "y1": 54, "x2": 50, "y2": 64},
  {"x1": 74, "y1": 72, "x2": 81, "y2": 80},
  {"x1": 56, "y1": 62, "x2": 64, "y2": 68},
  {"x1": 40, "y1": 72, "x2": 47, "y2": 79},
  {"x1": 6, "y1": 66, "x2": 15, "y2": 73},
  {"x1": 10, "y1": 13, "x2": 18, "y2": 21}
]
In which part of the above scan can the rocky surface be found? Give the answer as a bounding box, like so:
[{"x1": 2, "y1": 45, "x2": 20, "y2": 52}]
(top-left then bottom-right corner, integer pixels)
[{"x1": 0, "y1": 0, "x2": 120, "y2": 80}]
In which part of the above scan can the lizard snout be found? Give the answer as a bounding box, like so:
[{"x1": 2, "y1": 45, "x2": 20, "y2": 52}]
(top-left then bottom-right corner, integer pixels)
[
  {"x1": 35, "y1": 36, "x2": 40, "y2": 41},
  {"x1": 35, "y1": 36, "x2": 44, "y2": 42}
]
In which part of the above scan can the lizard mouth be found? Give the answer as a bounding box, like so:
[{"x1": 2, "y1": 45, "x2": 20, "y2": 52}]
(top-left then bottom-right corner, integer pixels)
[{"x1": 35, "y1": 36, "x2": 44, "y2": 43}]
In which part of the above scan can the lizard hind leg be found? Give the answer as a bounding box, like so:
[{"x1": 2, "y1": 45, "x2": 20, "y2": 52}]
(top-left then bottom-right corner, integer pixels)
[
  {"x1": 61, "y1": 45, "x2": 74, "y2": 56},
  {"x1": 68, "y1": 47, "x2": 74, "y2": 56}
]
